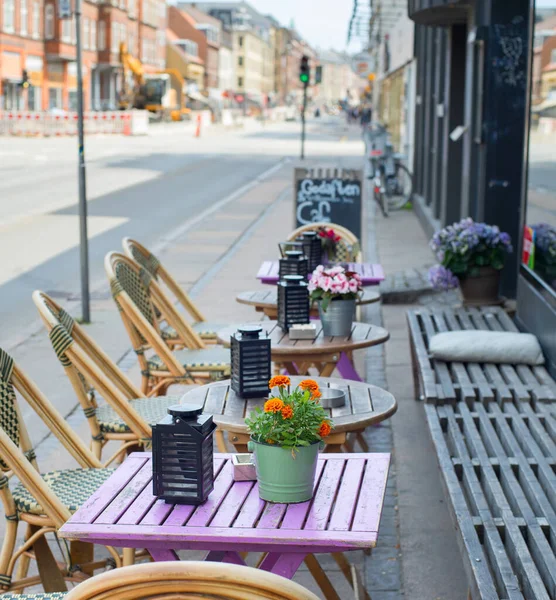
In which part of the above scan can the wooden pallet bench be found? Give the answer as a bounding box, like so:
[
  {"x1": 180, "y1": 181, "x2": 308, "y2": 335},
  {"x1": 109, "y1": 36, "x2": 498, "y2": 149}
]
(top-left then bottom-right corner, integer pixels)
[{"x1": 407, "y1": 306, "x2": 556, "y2": 600}]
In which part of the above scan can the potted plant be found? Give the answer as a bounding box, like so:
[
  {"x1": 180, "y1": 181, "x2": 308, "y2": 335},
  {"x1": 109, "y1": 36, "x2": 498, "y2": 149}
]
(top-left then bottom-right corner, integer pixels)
[
  {"x1": 318, "y1": 227, "x2": 342, "y2": 262},
  {"x1": 428, "y1": 218, "x2": 513, "y2": 304},
  {"x1": 246, "y1": 376, "x2": 332, "y2": 504},
  {"x1": 308, "y1": 265, "x2": 362, "y2": 336},
  {"x1": 532, "y1": 223, "x2": 556, "y2": 289}
]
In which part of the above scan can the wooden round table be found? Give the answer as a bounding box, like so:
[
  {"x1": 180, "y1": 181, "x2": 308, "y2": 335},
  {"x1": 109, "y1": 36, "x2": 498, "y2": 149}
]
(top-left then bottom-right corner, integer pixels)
[
  {"x1": 181, "y1": 376, "x2": 397, "y2": 453},
  {"x1": 236, "y1": 288, "x2": 381, "y2": 319},
  {"x1": 217, "y1": 320, "x2": 390, "y2": 381}
]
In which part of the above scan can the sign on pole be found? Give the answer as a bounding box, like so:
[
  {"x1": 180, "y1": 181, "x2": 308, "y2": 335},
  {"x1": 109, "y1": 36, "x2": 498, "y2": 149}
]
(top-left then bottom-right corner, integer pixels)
[{"x1": 58, "y1": 0, "x2": 71, "y2": 19}]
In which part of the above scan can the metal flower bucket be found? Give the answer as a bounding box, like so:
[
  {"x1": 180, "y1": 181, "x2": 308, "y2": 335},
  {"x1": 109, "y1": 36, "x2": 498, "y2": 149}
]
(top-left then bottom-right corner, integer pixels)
[{"x1": 318, "y1": 299, "x2": 356, "y2": 337}]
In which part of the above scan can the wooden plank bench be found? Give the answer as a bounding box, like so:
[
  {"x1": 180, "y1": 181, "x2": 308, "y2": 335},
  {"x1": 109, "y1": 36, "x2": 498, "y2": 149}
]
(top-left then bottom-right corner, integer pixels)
[{"x1": 407, "y1": 306, "x2": 556, "y2": 600}]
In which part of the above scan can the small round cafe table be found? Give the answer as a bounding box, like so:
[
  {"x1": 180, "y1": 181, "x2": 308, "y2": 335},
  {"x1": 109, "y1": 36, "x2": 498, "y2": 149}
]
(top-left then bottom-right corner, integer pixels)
[
  {"x1": 236, "y1": 288, "x2": 381, "y2": 319},
  {"x1": 180, "y1": 376, "x2": 397, "y2": 453},
  {"x1": 216, "y1": 320, "x2": 390, "y2": 381}
]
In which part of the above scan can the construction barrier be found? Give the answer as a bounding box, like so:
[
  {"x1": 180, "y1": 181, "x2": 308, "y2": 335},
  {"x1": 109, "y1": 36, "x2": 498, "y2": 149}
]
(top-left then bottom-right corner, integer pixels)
[{"x1": 0, "y1": 110, "x2": 149, "y2": 137}]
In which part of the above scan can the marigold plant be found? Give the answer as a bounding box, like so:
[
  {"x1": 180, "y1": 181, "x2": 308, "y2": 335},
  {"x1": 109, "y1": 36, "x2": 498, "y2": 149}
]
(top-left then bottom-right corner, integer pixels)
[{"x1": 246, "y1": 379, "x2": 333, "y2": 451}]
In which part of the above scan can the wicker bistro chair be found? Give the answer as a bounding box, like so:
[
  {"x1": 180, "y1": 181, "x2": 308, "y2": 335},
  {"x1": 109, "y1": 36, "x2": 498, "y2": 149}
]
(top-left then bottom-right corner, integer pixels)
[
  {"x1": 64, "y1": 561, "x2": 320, "y2": 600},
  {"x1": 105, "y1": 253, "x2": 230, "y2": 396},
  {"x1": 0, "y1": 349, "x2": 123, "y2": 594},
  {"x1": 33, "y1": 291, "x2": 184, "y2": 464},
  {"x1": 122, "y1": 238, "x2": 226, "y2": 346},
  {"x1": 288, "y1": 222, "x2": 362, "y2": 263}
]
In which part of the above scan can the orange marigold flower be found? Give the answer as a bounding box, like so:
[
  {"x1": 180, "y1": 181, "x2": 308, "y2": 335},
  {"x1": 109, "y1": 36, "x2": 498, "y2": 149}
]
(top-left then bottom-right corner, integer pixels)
[
  {"x1": 318, "y1": 422, "x2": 332, "y2": 437},
  {"x1": 266, "y1": 439, "x2": 275, "y2": 445},
  {"x1": 264, "y1": 398, "x2": 284, "y2": 413},
  {"x1": 299, "y1": 379, "x2": 320, "y2": 394},
  {"x1": 311, "y1": 389, "x2": 322, "y2": 401},
  {"x1": 281, "y1": 405, "x2": 294, "y2": 419},
  {"x1": 269, "y1": 375, "x2": 291, "y2": 389}
]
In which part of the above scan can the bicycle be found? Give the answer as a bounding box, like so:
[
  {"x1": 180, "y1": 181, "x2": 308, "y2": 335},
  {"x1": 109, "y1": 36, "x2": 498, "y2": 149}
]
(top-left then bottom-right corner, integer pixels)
[{"x1": 365, "y1": 122, "x2": 413, "y2": 217}]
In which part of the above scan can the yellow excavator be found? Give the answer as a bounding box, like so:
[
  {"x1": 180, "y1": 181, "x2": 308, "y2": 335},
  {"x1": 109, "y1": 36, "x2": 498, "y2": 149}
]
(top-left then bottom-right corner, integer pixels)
[{"x1": 119, "y1": 43, "x2": 190, "y2": 121}]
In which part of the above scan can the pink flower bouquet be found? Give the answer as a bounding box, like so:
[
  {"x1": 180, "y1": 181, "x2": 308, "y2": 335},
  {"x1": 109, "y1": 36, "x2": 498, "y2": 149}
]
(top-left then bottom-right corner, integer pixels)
[{"x1": 308, "y1": 265, "x2": 363, "y2": 311}]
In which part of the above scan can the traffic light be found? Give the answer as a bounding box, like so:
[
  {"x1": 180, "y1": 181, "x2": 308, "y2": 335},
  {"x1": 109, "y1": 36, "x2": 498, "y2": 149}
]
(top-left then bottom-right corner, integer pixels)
[
  {"x1": 299, "y1": 55, "x2": 310, "y2": 84},
  {"x1": 20, "y1": 70, "x2": 30, "y2": 89}
]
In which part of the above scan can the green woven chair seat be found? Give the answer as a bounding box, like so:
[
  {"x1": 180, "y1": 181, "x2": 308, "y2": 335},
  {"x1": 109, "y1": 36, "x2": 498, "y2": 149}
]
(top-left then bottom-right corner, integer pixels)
[
  {"x1": 161, "y1": 321, "x2": 226, "y2": 341},
  {"x1": 0, "y1": 593, "x2": 67, "y2": 598},
  {"x1": 147, "y1": 347, "x2": 230, "y2": 372},
  {"x1": 95, "y1": 396, "x2": 183, "y2": 434},
  {"x1": 12, "y1": 468, "x2": 114, "y2": 516}
]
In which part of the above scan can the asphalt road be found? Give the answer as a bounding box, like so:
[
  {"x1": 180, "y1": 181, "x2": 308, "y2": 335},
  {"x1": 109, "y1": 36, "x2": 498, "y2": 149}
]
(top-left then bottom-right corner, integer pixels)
[{"x1": 0, "y1": 117, "x2": 352, "y2": 345}]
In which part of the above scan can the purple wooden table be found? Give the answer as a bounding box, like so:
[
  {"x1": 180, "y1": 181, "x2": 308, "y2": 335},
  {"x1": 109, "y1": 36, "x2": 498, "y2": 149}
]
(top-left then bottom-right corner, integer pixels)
[
  {"x1": 257, "y1": 260, "x2": 385, "y2": 286},
  {"x1": 60, "y1": 452, "x2": 390, "y2": 581}
]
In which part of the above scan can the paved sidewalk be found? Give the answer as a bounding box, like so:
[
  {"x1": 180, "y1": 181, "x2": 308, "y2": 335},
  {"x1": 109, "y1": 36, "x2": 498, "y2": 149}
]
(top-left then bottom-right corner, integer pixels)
[{"x1": 7, "y1": 121, "x2": 470, "y2": 598}]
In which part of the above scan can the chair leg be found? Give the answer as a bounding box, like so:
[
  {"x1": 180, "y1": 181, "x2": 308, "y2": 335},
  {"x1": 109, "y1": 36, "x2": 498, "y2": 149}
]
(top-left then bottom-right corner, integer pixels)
[
  {"x1": 304, "y1": 554, "x2": 341, "y2": 600},
  {"x1": 91, "y1": 439, "x2": 103, "y2": 461},
  {"x1": 15, "y1": 524, "x2": 32, "y2": 581},
  {"x1": 0, "y1": 516, "x2": 19, "y2": 590},
  {"x1": 123, "y1": 548, "x2": 135, "y2": 566}
]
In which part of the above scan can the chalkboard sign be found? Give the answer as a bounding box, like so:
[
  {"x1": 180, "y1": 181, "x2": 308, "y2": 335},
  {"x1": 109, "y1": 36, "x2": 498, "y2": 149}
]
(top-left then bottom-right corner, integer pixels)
[{"x1": 293, "y1": 168, "x2": 363, "y2": 240}]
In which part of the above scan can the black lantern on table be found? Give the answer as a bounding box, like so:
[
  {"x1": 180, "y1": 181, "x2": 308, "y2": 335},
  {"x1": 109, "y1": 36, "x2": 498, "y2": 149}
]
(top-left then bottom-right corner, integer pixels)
[
  {"x1": 300, "y1": 231, "x2": 323, "y2": 272},
  {"x1": 279, "y1": 250, "x2": 308, "y2": 279},
  {"x1": 153, "y1": 404, "x2": 216, "y2": 505},
  {"x1": 277, "y1": 274, "x2": 310, "y2": 332},
  {"x1": 231, "y1": 325, "x2": 271, "y2": 398}
]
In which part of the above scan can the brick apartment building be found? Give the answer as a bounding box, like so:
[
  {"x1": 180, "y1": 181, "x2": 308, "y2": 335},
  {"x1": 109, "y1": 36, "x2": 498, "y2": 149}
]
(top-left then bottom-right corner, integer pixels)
[{"x1": 0, "y1": 0, "x2": 166, "y2": 111}]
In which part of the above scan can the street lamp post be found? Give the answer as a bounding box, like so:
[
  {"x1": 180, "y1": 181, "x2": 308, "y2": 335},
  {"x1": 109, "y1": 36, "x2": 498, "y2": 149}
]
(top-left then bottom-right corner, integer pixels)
[{"x1": 74, "y1": 0, "x2": 91, "y2": 322}]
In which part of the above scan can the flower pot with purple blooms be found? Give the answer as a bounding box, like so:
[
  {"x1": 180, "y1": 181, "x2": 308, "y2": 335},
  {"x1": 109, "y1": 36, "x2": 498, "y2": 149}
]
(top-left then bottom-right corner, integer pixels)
[
  {"x1": 308, "y1": 265, "x2": 363, "y2": 336},
  {"x1": 428, "y1": 218, "x2": 513, "y2": 305},
  {"x1": 531, "y1": 223, "x2": 556, "y2": 290}
]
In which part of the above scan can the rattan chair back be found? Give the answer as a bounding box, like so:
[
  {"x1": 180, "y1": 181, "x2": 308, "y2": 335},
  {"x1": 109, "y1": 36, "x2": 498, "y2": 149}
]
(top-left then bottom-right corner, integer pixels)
[{"x1": 64, "y1": 561, "x2": 320, "y2": 599}]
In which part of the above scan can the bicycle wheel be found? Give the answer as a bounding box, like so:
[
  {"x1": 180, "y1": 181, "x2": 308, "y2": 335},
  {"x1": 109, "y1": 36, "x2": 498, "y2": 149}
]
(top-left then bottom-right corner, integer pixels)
[{"x1": 386, "y1": 163, "x2": 413, "y2": 211}]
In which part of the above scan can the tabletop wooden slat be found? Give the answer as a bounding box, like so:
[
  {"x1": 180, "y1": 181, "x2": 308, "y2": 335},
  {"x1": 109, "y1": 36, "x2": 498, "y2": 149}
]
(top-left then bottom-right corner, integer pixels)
[
  {"x1": 60, "y1": 452, "x2": 391, "y2": 554},
  {"x1": 256, "y1": 260, "x2": 385, "y2": 285},
  {"x1": 182, "y1": 376, "x2": 397, "y2": 435},
  {"x1": 217, "y1": 320, "x2": 389, "y2": 356}
]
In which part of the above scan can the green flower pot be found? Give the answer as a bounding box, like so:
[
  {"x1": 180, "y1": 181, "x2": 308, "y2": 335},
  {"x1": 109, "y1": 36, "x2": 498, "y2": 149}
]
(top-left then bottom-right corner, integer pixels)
[{"x1": 248, "y1": 439, "x2": 319, "y2": 504}]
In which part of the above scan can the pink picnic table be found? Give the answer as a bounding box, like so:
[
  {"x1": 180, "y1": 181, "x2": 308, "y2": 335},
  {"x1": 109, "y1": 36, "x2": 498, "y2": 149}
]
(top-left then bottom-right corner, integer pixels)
[
  {"x1": 257, "y1": 260, "x2": 385, "y2": 285},
  {"x1": 60, "y1": 452, "x2": 390, "y2": 583}
]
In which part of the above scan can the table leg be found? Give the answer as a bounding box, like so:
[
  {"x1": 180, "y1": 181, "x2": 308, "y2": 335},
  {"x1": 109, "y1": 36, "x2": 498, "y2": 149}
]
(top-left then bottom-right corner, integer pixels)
[
  {"x1": 335, "y1": 352, "x2": 363, "y2": 381},
  {"x1": 283, "y1": 362, "x2": 300, "y2": 376},
  {"x1": 318, "y1": 362, "x2": 337, "y2": 377},
  {"x1": 148, "y1": 548, "x2": 179, "y2": 561},
  {"x1": 258, "y1": 552, "x2": 306, "y2": 579},
  {"x1": 31, "y1": 526, "x2": 67, "y2": 592},
  {"x1": 331, "y1": 553, "x2": 372, "y2": 600},
  {"x1": 304, "y1": 554, "x2": 342, "y2": 600}
]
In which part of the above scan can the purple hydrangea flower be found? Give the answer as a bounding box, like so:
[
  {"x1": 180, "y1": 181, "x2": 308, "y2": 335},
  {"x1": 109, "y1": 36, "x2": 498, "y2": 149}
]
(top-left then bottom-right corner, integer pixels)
[{"x1": 428, "y1": 265, "x2": 459, "y2": 291}]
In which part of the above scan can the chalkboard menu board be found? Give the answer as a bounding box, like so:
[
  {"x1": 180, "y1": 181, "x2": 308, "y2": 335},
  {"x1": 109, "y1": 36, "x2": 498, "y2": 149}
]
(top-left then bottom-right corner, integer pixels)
[{"x1": 293, "y1": 168, "x2": 363, "y2": 240}]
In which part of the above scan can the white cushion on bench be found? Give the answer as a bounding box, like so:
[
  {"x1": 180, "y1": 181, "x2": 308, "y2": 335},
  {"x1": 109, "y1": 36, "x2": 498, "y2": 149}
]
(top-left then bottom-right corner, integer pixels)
[{"x1": 429, "y1": 331, "x2": 545, "y2": 365}]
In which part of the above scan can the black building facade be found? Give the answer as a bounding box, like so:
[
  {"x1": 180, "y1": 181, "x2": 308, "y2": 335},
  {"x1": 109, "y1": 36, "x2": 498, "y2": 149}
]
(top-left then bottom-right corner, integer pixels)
[{"x1": 409, "y1": 0, "x2": 556, "y2": 375}]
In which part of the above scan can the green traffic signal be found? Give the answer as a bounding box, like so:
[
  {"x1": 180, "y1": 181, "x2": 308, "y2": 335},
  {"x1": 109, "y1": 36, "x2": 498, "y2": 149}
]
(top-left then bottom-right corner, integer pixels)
[{"x1": 300, "y1": 73, "x2": 309, "y2": 83}]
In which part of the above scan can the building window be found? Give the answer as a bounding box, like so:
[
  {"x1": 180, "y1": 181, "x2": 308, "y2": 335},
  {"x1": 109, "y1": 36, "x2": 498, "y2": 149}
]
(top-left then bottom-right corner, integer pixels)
[
  {"x1": 32, "y1": 1, "x2": 40, "y2": 37},
  {"x1": 552, "y1": 49, "x2": 556, "y2": 65},
  {"x1": 28, "y1": 85, "x2": 41, "y2": 110},
  {"x1": 62, "y1": 15, "x2": 71, "y2": 42},
  {"x1": 111, "y1": 21, "x2": 118, "y2": 52},
  {"x1": 98, "y1": 20, "x2": 105, "y2": 50},
  {"x1": 238, "y1": 35, "x2": 243, "y2": 47},
  {"x1": 128, "y1": 0, "x2": 135, "y2": 18},
  {"x1": 68, "y1": 89, "x2": 78, "y2": 111},
  {"x1": 157, "y1": 29, "x2": 164, "y2": 47},
  {"x1": 48, "y1": 87, "x2": 61, "y2": 109},
  {"x1": 83, "y1": 18, "x2": 89, "y2": 49},
  {"x1": 20, "y1": 0, "x2": 28, "y2": 35},
  {"x1": 90, "y1": 20, "x2": 96, "y2": 50},
  {"x1": 175, "y1": 39, "x2": 198, "y2": 57},
  {"x1": 238, "y1": 55, "x2": 243, "y2": 66},
  {"x1": 3, "y1": 0, "x2": 15, "y2": 32},
  {"x1": 238, "y1": 76, "x2": 243, "y2": 88},
  {"x1": 45, "y1": 3, "x2": 54, "y2": 38}
]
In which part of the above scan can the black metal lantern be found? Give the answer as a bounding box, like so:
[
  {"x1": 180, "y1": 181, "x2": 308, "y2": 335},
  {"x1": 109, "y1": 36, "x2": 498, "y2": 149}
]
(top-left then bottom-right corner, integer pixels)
[
  {"x1": 301, "y1": 231, "x2": 323, "y2": 272},
  {"x1": 277, "y1": 275, "x2": 310, "y2": 332},
  {"x1": 153, "y1": 404, "x2": 216, "y2": 505},
  {"x1": 279, "y1": 250, "x2": 308, "y2": 279},
  {"x1": 230, "y1": 325, "x2": 271, "y2": 398}
]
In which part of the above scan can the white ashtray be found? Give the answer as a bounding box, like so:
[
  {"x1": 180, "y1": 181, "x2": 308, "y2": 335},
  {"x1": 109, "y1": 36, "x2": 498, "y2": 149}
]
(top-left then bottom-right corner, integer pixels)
[
  {"x1": 320, "y1": 388, "x2": 346, "y2": 409},
  {"x1": 231, "y1": 454, "x2": 257, "y2": 481},
  {"x1": 289, "y1": 323, "x2": 317, "y2": 340}
]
